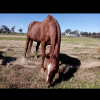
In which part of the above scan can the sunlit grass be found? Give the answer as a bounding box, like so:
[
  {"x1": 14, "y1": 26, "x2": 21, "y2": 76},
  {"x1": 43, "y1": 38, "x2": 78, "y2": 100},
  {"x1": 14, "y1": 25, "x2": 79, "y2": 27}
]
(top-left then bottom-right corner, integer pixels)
[
  {"x1": 0, "y1": 33, "x2": 27, "y2": 36},
  {"x1": 0, "y1": 37, "x2": 26, "y2": 41},
  {"x1": 0, "y1": 35, "x2": 99, "y2": 43}
]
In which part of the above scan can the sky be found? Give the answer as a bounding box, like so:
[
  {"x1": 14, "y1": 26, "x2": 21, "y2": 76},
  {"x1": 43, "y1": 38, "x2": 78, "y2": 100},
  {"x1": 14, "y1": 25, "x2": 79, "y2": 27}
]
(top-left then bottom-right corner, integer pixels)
[{"x1": 0, "y1": 13, "x2": 100, "y2": 33}]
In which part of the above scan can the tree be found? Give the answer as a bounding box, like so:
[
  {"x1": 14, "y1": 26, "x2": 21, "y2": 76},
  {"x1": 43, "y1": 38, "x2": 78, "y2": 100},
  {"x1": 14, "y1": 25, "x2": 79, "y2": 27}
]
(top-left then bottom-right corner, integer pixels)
[
  {"x1": 0, "y1": 28, "x2": 3, "y2": 33},
  {"x1": 65, "y1": 29, "x2": 71, "y2": 36},
  {"x1": 18, "y1": 28, "x2": 23, "y2": 33},
  {"x1": 0, "y1": 28, "x2": 1, "y2": 33},
  {"x1": 97, "y1": 32, "x2": 100, "y2": 38},
  {"x1": 80, "y1": 32, "x2": 88, "y2": 37},
  {"x1": 11, "y1": 26, "x2": 16, "y2": 33},
  {"x1": 88, "y1": 32, "x2": 92, "y2": 37},
  {"x1": 61, "y1": 32, "x2": 66, "y2": 35},
  {"x1": 74, "y1": 30, "x2": 79, "y2": 37},
  {"x1": 2, "y1": 25, "x2": 7, "y2": 33},
  {"x1": 0, "y1": 25, "x2": 11, "y2": 33},
  {"x1": 92, "y1": 32, "x2": 97, "y2": 38},
  {"x1": 68, "y1": 31, "x2": 73, "y2": 36},
  {"x1": 7, "y1": 28, "x2": 11, "y2": 33},
  {"x1": 1, "y1": 25, "x2": 11, "y2": 33},
  {"x1": 80, "y1": 31, "x2": 83, "y2": 36}
]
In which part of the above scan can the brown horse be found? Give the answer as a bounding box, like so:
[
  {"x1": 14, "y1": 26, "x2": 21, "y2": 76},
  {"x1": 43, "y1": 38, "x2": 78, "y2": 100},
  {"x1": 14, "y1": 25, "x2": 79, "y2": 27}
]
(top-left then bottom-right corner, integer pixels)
[{"x1": 24, "y1": 15, "x2": 61, "y2": 87}]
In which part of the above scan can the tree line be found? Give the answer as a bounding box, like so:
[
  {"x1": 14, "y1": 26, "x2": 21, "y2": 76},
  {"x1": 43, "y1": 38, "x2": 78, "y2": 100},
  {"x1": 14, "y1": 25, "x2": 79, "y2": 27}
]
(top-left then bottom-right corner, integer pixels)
[
  {"x1": 0, "y1": 25, "x2": 23, "y2": 33},
  {"x1": 0, "y1": 25, "x2": 100, "y2": 38},
  {"x1": 62, "y1": 29, "x2": 100, "y2": 38}
]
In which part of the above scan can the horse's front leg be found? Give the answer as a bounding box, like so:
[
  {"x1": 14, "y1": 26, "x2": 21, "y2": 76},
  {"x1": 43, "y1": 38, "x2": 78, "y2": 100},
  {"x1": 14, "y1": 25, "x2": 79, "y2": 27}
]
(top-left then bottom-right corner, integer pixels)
[{"x1": 41, "y1": 41, "x2": 46, "y2": 73}]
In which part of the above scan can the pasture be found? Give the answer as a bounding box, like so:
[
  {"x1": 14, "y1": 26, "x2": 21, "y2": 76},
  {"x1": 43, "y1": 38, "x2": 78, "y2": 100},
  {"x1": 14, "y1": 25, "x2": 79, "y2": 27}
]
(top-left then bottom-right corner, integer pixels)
[{"x1": 0, "y1": 34, "x2": 100, "y2": 88}]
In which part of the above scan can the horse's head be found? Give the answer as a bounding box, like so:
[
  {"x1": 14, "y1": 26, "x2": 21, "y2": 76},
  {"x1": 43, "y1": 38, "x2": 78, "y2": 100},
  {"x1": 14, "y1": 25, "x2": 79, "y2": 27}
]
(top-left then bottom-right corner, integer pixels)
[{"x1": 45, "y1": 57, "x2": 59, "y2": 88}]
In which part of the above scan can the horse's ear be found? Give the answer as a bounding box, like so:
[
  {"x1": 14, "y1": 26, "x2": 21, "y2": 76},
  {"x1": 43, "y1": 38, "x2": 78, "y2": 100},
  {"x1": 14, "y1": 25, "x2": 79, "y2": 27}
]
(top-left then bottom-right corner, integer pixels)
[{"x1": 45, "y1": 54, "x2": 50, "y2": 59}]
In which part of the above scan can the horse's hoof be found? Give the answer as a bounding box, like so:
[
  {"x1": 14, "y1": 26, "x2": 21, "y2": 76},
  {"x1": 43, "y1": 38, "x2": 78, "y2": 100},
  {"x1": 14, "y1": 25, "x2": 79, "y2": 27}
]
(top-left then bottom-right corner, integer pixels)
[
  {"x1": 45, "y1": 83, "x2": 51, "y2": 88},
  {"x1": 28, "y1": 51, "x2": 30, "y2": 54},
  {"x1": 23, "y1": 57, "x2": 26, "y2": 60},
  {"x1": 41, "y1": 68, "x2": 45, "y2": 73},
  {"x1": 47, "y1": 84, "x2": 53, "y2": 88},
  {"x1": 35, "y1": 55, "x2": 37, "y2": 59},
  {"x1": 35, "y1": 55, "x2": 38, "y2": 59}
]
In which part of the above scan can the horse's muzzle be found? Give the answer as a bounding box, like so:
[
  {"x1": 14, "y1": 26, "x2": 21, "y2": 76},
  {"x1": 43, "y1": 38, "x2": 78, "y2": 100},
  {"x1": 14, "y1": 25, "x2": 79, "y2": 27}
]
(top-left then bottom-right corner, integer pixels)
[{"x1": 48, "y1": 84, "x2": 51, "y2": 88}]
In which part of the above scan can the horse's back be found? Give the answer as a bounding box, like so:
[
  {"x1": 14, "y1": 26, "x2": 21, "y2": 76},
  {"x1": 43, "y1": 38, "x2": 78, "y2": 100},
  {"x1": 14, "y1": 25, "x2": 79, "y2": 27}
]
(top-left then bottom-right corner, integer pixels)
[
  {"x1": 27, "y1": 15, "x2": 60, "y2": 43},
  {"x1": 27, "y1": 21, "x2": 42, "y2": 40},
  {"x1": 43, "y1": 15, "x2": 57, "y2": 26},
  {"x1": 44, "y1": 15, "x2": 61, "y2": 41},
  {"x1": 27, "y1": 21, "x2": 41, "y2": 35}
]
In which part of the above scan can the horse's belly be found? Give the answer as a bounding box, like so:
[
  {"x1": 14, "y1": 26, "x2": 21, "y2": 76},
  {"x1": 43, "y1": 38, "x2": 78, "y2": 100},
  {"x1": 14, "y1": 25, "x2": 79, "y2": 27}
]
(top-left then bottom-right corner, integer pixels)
[
  {"x1": 32, "y1": 37, "x2": 40, "y2": 42},
  {"x1": 30, "y1": 33, "x2": 40, "y2": 42}
]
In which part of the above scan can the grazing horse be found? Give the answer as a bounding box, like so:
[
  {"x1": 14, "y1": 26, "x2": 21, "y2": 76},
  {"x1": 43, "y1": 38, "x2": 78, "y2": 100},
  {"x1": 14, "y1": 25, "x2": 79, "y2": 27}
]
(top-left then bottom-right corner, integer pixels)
[{"x1": 24, "y1": 15, "x2": 61, "y2": 87}]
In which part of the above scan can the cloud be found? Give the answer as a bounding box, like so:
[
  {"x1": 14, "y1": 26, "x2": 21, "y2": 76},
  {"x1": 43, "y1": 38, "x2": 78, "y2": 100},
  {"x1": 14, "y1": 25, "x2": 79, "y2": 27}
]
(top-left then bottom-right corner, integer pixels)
[
  {"x1": 25, "y1": 25, "x2": 27, "y2": 26},
  {"x1": 20, "y1": 25, "x2": 23, "y2": 26}
]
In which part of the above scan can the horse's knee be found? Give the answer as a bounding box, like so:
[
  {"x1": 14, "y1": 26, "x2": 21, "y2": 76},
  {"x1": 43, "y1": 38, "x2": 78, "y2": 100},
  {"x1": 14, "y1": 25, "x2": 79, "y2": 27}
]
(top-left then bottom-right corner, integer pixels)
[
  {"x1": 42, "y1": 55, "x2": 45, "y2": 59},
  {"x1": 25, "y1": 47, "x2": 27, "y2": 51}
]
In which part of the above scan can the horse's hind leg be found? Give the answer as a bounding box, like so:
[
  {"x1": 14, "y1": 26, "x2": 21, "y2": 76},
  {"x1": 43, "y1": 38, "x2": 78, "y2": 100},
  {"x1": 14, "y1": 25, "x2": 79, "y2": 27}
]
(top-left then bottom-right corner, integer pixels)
[
  {"x1": 24, "y1": 36, "x2": 30, "y2": 58},
  {"x1": 28, "y1": 40, "x2": 33, "y2": 54},
  {"x1": 35, "y1": 42, "x2": 40, "y2": 59}
]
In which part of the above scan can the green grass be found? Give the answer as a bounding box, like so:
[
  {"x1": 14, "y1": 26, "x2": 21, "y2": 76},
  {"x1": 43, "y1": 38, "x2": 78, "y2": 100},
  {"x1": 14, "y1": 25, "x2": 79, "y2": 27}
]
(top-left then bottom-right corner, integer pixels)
[
  {"x1": 61, "y1": 37, "x2": 99, "y2": 42},
  {"x1": 53, "y1": 76, "x2": 100, "y2": 89},
  {"x1": 0, "y1": 34, "x2": 99, "y2": 43},
  {"x1": 0, "y1": 37, "x2": 26, "y2": 41},
  {"x1": 0, "y1": 33, "x2": 27, "y2": 36}
]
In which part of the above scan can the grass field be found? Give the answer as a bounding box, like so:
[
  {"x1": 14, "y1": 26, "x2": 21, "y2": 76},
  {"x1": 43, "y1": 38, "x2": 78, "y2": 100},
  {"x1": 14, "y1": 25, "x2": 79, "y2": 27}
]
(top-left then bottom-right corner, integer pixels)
[{"x1": 0, "y1": 34, "x2": 100, "y2": 89}]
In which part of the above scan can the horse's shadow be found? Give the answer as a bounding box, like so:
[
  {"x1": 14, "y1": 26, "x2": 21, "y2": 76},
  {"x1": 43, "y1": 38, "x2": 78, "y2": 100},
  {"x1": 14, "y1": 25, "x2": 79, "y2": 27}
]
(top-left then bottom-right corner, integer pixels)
[
  {"x1": 0, "y1": 51, "x2": 17, "y2": 66},
  {"x1": 52, "y1": 53, "x2": 81, "y2": 87}
]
